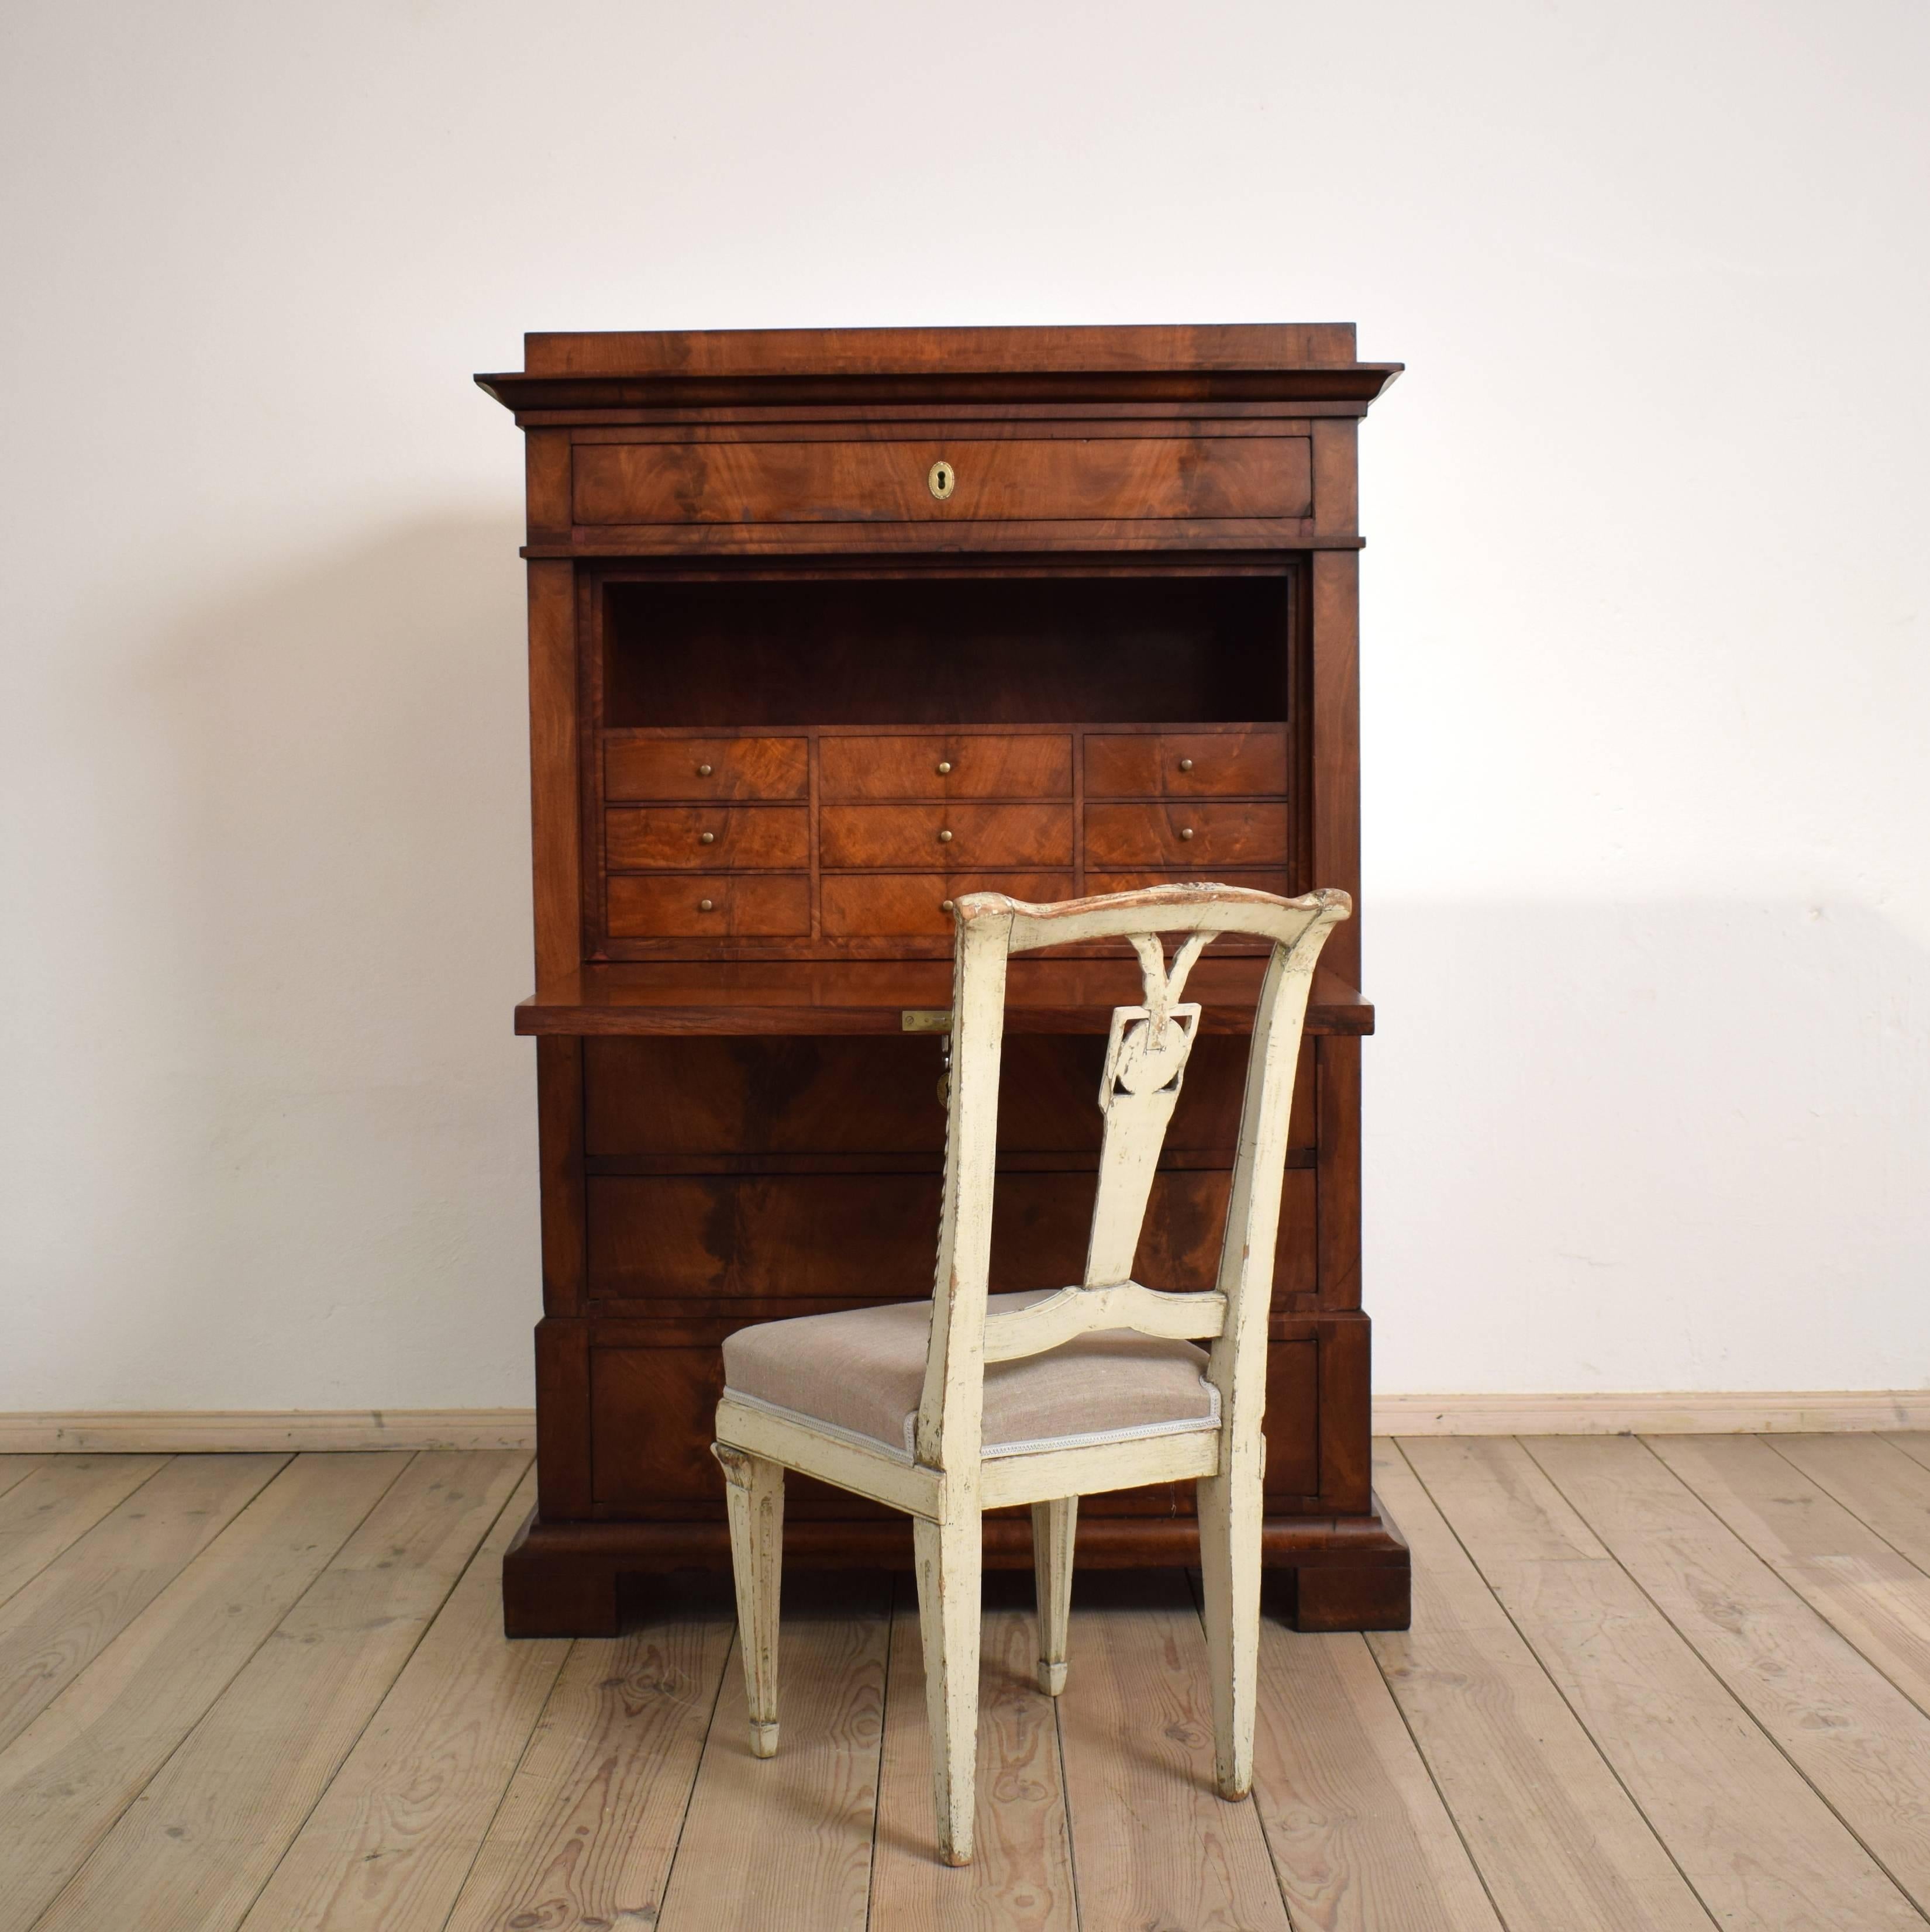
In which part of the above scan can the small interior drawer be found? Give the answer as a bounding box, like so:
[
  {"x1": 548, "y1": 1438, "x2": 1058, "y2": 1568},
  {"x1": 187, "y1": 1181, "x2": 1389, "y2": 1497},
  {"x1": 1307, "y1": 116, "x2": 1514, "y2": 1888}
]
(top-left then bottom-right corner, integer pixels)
[
  {"x1": 821, "y1": 871, "x2": 1074, "y2": 937},
  {"x1": 1085, "y1": 729, "x2": 1288, "y2": 799},
  {"x1": 820, "y1": 803, "x2": 1074, "y2": 870},
  {"x1": 606, "y1": 874, "x2": 810, "y2": 939},
  {"x1": 1085, "y1": 802, "x2": 1291, "y2": 868},
  {"x1": 605, "y1": 736, "x2": 808, "y2": 802},
  {"x1": 606, "y1": 806, "x2": 808, "y2": 871},
  {"x1": 819, "y1": 733, "x2": 1072, "y2": 801}
]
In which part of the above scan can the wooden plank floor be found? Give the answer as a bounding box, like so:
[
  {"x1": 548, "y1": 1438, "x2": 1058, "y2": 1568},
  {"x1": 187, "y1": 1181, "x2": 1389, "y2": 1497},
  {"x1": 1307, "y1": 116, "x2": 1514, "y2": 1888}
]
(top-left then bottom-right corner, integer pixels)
[{"x1": 3, "y1": 1439, "x2": 1930, "y2": 1930}]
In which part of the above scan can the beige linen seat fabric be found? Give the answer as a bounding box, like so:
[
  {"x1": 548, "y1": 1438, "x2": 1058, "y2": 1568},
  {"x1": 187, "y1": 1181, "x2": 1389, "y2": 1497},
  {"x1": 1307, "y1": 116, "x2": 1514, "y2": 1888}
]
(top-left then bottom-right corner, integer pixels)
[{"x1": 722, "y1": 1289, "x2": 1218, "y2": 1462}]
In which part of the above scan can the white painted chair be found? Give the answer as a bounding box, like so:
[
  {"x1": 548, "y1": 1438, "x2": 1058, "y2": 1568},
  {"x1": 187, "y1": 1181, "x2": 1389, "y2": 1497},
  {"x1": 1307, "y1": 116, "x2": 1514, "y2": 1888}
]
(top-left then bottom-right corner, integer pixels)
[{"x1": 711, "y1": 881, "x2": 1350, "y2": 1864}]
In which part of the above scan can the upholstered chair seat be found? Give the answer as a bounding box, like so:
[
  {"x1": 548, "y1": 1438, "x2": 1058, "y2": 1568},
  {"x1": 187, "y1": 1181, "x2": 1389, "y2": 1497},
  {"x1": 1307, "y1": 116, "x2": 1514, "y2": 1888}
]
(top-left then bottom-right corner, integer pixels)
[{"x1": 723, "y1": 1291, "x2": 1219, "y2": 1463}]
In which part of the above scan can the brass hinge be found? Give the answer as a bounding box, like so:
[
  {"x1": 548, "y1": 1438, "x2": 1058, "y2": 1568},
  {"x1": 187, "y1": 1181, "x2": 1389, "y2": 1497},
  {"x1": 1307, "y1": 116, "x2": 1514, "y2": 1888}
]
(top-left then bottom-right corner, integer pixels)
[{"x1": 900, "y1": 1008, "x2": 953, "y2": 1033}]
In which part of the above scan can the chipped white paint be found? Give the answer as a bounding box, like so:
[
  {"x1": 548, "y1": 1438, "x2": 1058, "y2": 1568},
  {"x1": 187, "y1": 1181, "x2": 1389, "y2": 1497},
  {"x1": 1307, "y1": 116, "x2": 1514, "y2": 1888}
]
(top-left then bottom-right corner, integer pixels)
[
  {"x1": 713, "y1": 880, "x2": 1349, "y2": 1861},
  {"x1": 712, "y1": 1442, "x2": 783, "y2": 1758}
]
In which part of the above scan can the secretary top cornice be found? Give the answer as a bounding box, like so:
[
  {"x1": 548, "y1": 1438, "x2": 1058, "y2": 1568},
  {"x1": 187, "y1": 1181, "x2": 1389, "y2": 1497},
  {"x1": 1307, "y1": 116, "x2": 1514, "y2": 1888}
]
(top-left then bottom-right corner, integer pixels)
[{"x1": 476, "y1": 322, "x2": 1404, "y2": 415}]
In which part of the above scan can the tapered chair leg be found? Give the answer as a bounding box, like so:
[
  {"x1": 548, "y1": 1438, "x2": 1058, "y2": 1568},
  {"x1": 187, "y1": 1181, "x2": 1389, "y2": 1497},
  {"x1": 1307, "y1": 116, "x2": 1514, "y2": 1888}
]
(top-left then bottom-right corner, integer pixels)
[
  {"x1": 1030, "y1": 1498, "x2": 1076, "y2": 1695},
  {"x1": 914, "y1": 1511, "x2": 983, "y2": 1865},
  {"x1": 714, "y1": 1443, "x2": 784, "y2": 1759},
  {"x1": 1197, "y1": 1453, "x2": 1262, "y2": 1800}
]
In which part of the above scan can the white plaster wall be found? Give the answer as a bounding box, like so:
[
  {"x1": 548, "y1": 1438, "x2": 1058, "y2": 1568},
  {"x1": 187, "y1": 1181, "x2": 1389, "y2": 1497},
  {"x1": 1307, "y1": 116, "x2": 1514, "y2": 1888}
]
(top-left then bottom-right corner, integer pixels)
[{"x1": 2, "y1": 0, "x2": 1925, "y2": 1407}]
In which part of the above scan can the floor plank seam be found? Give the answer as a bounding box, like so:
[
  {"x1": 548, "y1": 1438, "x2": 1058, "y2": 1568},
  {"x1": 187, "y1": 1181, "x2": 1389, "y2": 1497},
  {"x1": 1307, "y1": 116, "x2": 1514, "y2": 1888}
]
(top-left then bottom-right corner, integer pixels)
[
  {"x1": 224, "y1": 1453, "x2": 540, "y2": 1932},
  {"x1": 1646, "y1": 1436, "x2": 1930, "y2": 1728},
  {"x1": 14, "y1": 1450, "x2": 422, "y2": 1932},
  {"x1": 1759, "y1": 1434, "x2": 1930, "y2": 1576},
  {"x1": 1519, "y1": 1436, "x2": 1930, "y2": 1930},
  {"x1": 650, "y1": 1605, "x2": 739, "y2": 1920},
  {"x1": 422, "y1": 1503, "x2": 580, "y2": 1932},
  {"x1": 858, "y1": 1584, "x2": 889, "y2": 1927},
  {"x1": 0, "y1": 1461, "x2": 46, "y2": 1506},
  {"x1": 1360, "y1": 1610, "x2": 1517, "y2": 1932},
  {"x1": 431, "y1": 1635, "x2": 575, "y2": 1932},
  {"x1": 1180, "y1": 1565, "x2": 1302, "y2": 1932},
  {"x1": 0, "y1": 1455, "x2": 177, "y2": 1614},
  {"x1": 1049, "y1": 1581, "x2": 1085, "y2": 1932},
  {"x1": 1391, "y1": 1438, "x2": 1727, "y2": 1932},
  {"x1": 861, "y1": 1569, "x2": 897, "y2": 1932},
  {"x1": 1887, "y1": 1436, "x2": 1930, "y2": 1476}
]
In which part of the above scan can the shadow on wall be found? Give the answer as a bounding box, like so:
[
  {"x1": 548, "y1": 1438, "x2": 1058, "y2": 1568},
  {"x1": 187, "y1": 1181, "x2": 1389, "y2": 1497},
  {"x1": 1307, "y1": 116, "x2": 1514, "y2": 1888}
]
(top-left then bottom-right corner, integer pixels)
[
  {"x1": 1367, "y1": 896, "x2": 1930, "y2": 1395},
  {"x1": 102, "y1": 515, "x2": 539, "y2": 1410}
]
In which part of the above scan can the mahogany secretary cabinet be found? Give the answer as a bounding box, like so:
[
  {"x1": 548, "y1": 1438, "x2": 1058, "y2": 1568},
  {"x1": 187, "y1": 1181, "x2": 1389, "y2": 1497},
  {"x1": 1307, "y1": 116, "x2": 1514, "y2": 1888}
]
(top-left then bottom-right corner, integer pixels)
[{"x1": 478, "y1": 324, "x2": 1409, "y2": 1636}]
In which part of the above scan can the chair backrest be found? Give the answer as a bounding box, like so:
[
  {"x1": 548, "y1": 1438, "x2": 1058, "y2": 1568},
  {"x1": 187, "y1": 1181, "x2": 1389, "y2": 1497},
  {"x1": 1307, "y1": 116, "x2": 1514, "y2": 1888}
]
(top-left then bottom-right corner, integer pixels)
[{"x1": 914, "y1": 881, "x2": 1350, "y2": 1471}]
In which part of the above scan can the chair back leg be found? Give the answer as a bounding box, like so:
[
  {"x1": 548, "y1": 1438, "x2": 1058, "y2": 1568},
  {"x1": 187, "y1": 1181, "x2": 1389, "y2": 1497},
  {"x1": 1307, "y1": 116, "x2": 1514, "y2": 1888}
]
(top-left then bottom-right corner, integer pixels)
[
  {"x1": 714, "y1": 1443, "x2": 784, "y2": 1758},
  {"x1": 913, "y1": 1511, "x2": 983, "y2": 1865},
  {"x1": 1197, "y1": 1456, "x2": 1262, "y2": 1800},
  {"x1": 1030, "y1": 1498, "x2": 1077, "y2": 1695}
]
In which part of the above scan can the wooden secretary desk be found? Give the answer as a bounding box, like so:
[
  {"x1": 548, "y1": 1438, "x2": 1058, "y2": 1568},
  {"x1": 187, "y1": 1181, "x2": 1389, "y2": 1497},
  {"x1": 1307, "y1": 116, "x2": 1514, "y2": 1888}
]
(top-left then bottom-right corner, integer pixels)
[{"x1": 477, "y1": 324, "x2": 1409, "y2": 1636}]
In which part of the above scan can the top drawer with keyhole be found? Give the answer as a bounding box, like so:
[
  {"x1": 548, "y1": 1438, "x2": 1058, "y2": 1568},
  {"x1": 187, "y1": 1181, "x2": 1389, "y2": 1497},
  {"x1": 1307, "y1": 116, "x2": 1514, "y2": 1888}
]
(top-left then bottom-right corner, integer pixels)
[
  {"x1": 606, "y1": 736, "x2": 809, "y2": 802},
  {"x1": 570, "y1": 435, "x2": 1313, "y2": 527},
  {"x1": 819, "y1": 734, "x2": 1073, "y2": 801}
]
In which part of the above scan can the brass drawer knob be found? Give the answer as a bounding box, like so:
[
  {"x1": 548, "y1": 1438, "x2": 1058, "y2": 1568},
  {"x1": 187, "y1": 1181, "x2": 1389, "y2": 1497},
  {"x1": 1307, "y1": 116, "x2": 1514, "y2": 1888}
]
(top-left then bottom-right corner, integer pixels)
[
  {"x1": 936, "y1": 760, "x2": 953, "y2": 775},
  {"x1": 697, "y1": 762, "x2": 714, "y2": 777},
  {"x1": 699, "y1": 831, "x2": 716, "y2": 845},
  {"x1": 698, "y1": 898, "x2": 715, "y2": 912},
  {"x1": 928, "y1": 458, "x2": 956, "y2": 501},
  {"x1": 1178, "y1": 758, "x2": 1194, "y2": 772},
  {"x1": 1178, "y1": 826, "x2": 1195, "y2": 841},
  {"x1": 940, "y1": 899, "x2": 955, "y2": 915},
  {"x1": 937, "y1": 828, "x2": 953, "y2": 843}
]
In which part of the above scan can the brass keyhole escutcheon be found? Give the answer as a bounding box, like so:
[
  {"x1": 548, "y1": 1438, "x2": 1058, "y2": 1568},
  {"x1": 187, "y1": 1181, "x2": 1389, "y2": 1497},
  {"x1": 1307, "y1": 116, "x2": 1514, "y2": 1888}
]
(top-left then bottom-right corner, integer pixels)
[{"x1": 928, "y1": 458, "x2": 955, "y2": 501}]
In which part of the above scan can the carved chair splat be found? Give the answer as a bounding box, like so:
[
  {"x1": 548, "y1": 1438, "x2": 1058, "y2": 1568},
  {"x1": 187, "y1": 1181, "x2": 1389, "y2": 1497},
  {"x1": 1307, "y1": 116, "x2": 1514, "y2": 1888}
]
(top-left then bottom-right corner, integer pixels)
[{"x1": 709, "y1": 880, "x2": 1349, "y2": 1864}]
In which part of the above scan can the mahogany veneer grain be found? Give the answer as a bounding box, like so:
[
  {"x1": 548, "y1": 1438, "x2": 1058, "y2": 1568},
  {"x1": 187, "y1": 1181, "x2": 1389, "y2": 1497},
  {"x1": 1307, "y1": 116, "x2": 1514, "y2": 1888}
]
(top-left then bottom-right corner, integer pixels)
[{"x1": 483, "y1": 324, "x2": 1406, "y2": 1633}]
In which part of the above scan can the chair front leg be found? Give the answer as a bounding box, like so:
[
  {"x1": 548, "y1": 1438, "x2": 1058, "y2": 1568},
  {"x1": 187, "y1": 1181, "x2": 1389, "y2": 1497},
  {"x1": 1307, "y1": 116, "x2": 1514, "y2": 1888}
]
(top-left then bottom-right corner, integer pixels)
[
  {"x1": 714, "y1": 1443, "x2": 784, "y2": 1759},
  {"x1": 1030, "y1": 1497, "x2": 1076, "y2": 1695},
  {"x1": 1197, "y1": 1445, "x2": 1262, "y2": 1800},
  {"x1": 913, "y1": 1510, "x2": 982, "y2": 1865}
]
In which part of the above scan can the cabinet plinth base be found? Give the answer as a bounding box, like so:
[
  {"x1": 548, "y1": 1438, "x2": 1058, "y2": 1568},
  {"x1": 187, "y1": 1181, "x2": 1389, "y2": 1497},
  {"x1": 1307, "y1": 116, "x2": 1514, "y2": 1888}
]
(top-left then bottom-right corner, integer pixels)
[{"x1": 501, "y1": 1497, "x2": 1411, "y2": 1637}]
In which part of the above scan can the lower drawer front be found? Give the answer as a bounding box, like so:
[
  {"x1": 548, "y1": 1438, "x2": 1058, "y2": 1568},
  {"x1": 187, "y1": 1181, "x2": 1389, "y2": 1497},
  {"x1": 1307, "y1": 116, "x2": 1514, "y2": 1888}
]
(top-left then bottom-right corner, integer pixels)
[
  {"x1": 590, "y1": 1346, "x2": 892, "y2": 1518},
  {"x1": 585, "y1": 1336, "x2": 1320, "y2": 1514},
  {"x1": 1085, "y1": 801, "x2": 1291, "y2": 868},
  {"x1": 821, "y1": 871, "x2": 1073, "y2": 937},
  {"x1": 821, "y1": 803, "x2": 1074, "y2": 869},
  {"x1": 584, "y1": 1034, "x2": 1314, "y2": 1159},
  {"x1": 586, "y1": 1169, "x2": 1314, "y2": 1301},
  {"x1": 606, "y1": 873, "x2": 809, "y2": 938}
]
